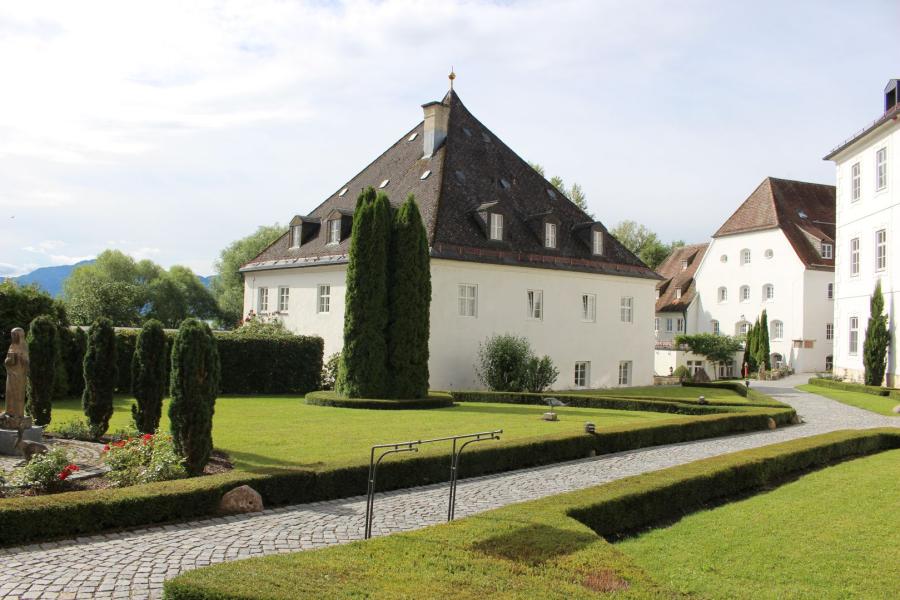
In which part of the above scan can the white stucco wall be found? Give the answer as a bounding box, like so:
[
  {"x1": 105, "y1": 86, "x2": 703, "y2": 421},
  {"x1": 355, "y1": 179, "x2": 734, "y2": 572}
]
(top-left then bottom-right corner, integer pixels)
[
  {"x1": 830, "y1": 117, "x2": 900, "y2": 384},
  {"x1": 242, "y1": 258, "x2": 656, "y2": 391},
  {"x1": 691, "y1": 228, "x2": 834, "y2": 372}
]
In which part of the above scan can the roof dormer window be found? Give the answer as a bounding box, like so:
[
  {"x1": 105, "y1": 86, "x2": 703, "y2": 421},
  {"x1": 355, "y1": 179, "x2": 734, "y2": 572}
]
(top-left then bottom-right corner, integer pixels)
[
  {"x1": 544, "y1": 222, "x2": 557, "y2": 249},
  {"x1": 592, "y1": 230, "x2": 604, "y2": 256},
  {"x1": 327, "y1": 218, "x2": 342, "y2": 245},
  {"x1": 489, "y1": 213, "x2": 504, "y2": 241},
  {"x1": 675, "y1": 288, "x2": 682, "y2": 299},
  {"x1": 680, "y1": 259, "x2": 688, "y2": 271},
  {"x1": 821, "y1": 242, "x2": 833, "y2": 259},
  {"x1": 290, "y1": 225, "x2": 301, "y2": 248},
  {"x1": 655, "y1": 289, "x2": 661, "y2": 299}
]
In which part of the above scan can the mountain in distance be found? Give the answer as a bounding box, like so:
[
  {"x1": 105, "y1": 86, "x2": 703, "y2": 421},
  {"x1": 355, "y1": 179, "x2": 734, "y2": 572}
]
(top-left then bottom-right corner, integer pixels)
[{"x1": 9, "y1": 261, "x2": 216, "y2": 297}]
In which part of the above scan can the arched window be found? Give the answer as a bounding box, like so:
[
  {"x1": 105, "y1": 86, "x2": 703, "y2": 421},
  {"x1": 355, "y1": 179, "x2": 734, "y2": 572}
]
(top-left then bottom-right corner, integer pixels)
[
  {"x1": 763, "y1": 284, "x2": 774, "y2": 301},
  {"x1": 740, "y1": 285, "x2": 751, "y2": 302},
  {"x1": 741, "y1": 249, "x2": 751, "y2": 265},
  {"x1": 771, "y1": 353, "x2": 784, "y2": 368},
  {"x1": 771, "y1": 320, "x2": 784, "y2": 340},
  {"x1": 736, "y1": 320, "x2": 750, "y2": 336},
  {"x1": 718, "y1": 286, "x2": 728, "y2": 302}
]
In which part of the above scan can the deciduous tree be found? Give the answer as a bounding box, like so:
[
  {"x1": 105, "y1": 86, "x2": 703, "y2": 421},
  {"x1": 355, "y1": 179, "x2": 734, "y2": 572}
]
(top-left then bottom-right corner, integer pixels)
[{"x1": 211, "y1": 224, "x2": 283, "y2": 326}]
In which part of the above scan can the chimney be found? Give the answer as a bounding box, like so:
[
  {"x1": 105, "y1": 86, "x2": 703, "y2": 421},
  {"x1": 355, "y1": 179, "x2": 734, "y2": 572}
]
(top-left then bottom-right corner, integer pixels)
[
  {"x1": 421, "y1": 101, "x2": 449, "y2": 158},
  {"x1": 885, "y1": 79, "x2": 899, "y2": 113}
]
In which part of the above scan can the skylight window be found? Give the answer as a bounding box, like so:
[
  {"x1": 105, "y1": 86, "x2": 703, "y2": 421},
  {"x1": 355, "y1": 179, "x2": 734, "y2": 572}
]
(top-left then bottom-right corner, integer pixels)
[
  {"x1": 455, "y1": 170, "x2": 466, "y2": 182},
  {"x1": 338, "y1": 187, "x2": 348, "y2": 197},
  {"x1": 379, "y1": 179, "x2": 390, "y2": 189},
  {"x1": 463, "y1": 127, "x2": 472, "y2": 137},
  {"x1": 408, "y1": 132, "x2": 418, "y2": 141},
  {"x1": 420, "y1": 170, "x2": 431, "y2": 180},
  {"x1": 546, "y1": 189, "x2": 557, "y2": 200},
  {"x1": 798, "y1": 210, "x2": 808, "y2": 218},
  {"x1": 481, "y1": 132, "x2": 491, "y2": 143},
  {"x1": 500, "y1": 178, "x2": 510, "y2": 190}
]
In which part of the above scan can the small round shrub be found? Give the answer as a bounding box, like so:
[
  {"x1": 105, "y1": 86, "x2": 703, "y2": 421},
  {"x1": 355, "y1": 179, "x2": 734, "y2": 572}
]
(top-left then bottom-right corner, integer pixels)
[
  {"x1": 102, "y1": 431, "x2": 186, "y2": 487},
  {"x1": 10, "y1": 448, "x2": 77, "y2": 491},
  {"x1": 476, "y1": 334, "x2": 557, "y2": 392}
]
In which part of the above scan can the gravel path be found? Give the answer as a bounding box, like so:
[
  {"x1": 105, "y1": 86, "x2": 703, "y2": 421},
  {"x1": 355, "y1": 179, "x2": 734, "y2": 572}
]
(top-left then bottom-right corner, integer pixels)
[{"x1": 0, "y1": 375, "x2": 895, "y2": 599}]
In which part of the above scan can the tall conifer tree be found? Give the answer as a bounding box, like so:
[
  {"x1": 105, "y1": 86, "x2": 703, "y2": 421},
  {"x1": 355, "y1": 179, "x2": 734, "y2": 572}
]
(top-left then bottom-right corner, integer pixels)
[
  {"x1": 82, "y1": 317, "x2": 117, "y2": 439},
  {"x1": 863, "y1": 281, "x2": 890, "y2": 386},
  {"x1": 387, "y1": 195, "x2": 431, "y2": 398},
  {"x1": 756, "y1": 309, "x2": 771, "y2": 370}
]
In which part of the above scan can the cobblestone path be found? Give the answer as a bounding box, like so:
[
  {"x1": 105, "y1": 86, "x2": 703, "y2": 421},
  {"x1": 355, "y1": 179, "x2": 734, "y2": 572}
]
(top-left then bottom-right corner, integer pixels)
[{"x1": 0, "y1": 376, "x2": 895, "y2": 599}]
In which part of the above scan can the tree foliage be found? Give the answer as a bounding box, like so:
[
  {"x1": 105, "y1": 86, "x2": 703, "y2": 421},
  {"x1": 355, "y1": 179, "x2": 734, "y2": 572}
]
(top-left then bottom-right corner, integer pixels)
[
  {"x1": 337, "y1": 188, "x2": 391, "y2": 398},
  {"x1": 82, "y1": 317, "x2": 118, "y2": 439},
  {"x1": 211, "y1": 224, "x2": 284, "y2": 327},
  {"x1": 863, "y1": 281, "x2": 890, "y2": 386},
  {"x1": 131, "y1": 319, "x2": 168, "y2": 434},
  {"x1": 610, "y1": 220, "x2": 685, "y2": 270},
  {"x1": 26, "y1": 316, "x2": 60, "y2": 426},
  {"x1": 60, "y1": 326, "x2": 87, "y2": 398},
  {"x1": 476, "y1": 334, "x2": 558, "y2": 392},
  {"x1": 386, "y1": 195, "x2": 431, "y2": 399},
  {"x1": 756, "y1": 310, "x2": 771, "y2": 370},
  {"x1": 169, "y1": 319, "x2": 220, "y2": 475},
  {"x1": 0, "y1": 280, "x2": 68, "y2": 385},
  {"x1": 675, "y1": 333, "x2": 743, "y2": 364}
]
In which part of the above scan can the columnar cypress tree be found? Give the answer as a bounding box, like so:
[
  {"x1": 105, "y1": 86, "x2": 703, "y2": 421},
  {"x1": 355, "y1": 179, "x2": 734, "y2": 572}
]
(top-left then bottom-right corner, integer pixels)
[
  {"x1": 169, "y1": 318, "x2": 220, "y2": 475},
  {"x1": 26, "y1": 316, "x2": 60, "y2": 426},
  {"x1": 756, "y1": 309, "x2": 771, "y2": 370},
  {"x1": 131, "y1": 319, "x2": 168, "y2": 433},
  {"x1": 863, "y1": 280, "x2": 890, "y2": 386},
  {"x1": 336, "y1": 187, "x2": 391, "y2": 398},
  {"x1": 387, "y1": 195, "x2": 431, "y2": 399},
  {"x1": 744, "y1": 321, "x2": 758, "y2": 372},
  {"x1": 82, "y1": 317, "x2": 117, "y2": 438}
]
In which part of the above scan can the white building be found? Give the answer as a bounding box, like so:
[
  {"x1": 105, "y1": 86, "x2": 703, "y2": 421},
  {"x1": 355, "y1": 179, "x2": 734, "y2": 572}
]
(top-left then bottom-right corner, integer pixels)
[
  {"x1": 689, "y1": 177, "x2": 835, "y2": 373},
  {"x1": 825, "y1": 78, "x2": 900, "y2": 384},
  {"x1": 241, "y1": 88, "x2": 659, "y2": 390}
]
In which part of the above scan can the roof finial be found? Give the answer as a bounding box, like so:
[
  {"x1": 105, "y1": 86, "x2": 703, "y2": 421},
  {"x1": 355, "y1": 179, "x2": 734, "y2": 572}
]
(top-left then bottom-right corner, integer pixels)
[{"x1": 449, "y1": 67, "x2": 456, "y2": 91}]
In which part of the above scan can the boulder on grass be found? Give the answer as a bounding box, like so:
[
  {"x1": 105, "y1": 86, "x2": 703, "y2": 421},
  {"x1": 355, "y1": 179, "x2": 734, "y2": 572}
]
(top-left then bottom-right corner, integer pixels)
[
  {"x1": 767, "y1": 417, "x2": 777, "y2": 430},
  {"x1": 219, "y1": 485, "x2": 264, "y2": 514}
]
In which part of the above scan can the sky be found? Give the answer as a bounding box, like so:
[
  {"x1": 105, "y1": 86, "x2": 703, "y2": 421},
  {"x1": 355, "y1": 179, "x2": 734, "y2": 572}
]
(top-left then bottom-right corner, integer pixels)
[{"x1": 0, "y1": 0, "x2": 897, "y2": 277}]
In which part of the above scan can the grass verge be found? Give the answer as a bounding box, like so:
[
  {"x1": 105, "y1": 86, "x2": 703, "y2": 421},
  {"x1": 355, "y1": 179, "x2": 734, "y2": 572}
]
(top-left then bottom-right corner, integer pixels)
[{"x1": 798, "y1": 384, "x2": 899, "y2": 417}]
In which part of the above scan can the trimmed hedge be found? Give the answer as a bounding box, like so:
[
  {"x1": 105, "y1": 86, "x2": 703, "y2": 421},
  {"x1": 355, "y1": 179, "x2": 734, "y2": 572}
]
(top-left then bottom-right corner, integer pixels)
[
  {"x1": 0, "y1": 404, "x2": 794, "y2": 546},
  {"x1": 163, "y1": 428, "x2": 900, "y2": 600},
  {"x1": 452, "y1": 390, "x2": 745, "y2": 415},
  {"x1": 807, "y1": 377, "x2": 890, "y2": 396},
  {"x1": 305, "y1": 391, "x2": 453, "y2": 410}
]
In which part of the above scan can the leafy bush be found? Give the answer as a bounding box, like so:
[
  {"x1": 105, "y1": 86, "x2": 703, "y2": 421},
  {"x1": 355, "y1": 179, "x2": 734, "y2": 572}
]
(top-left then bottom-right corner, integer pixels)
[
  {"x1": 131, "y1": 320, "x2": 167, "y2": 433},
  {"x1": 82, "y1": 317, "x2": 118, "y2": 439},
  {"x1": 103, "y1": 432, "x2": 186, "y2": 487},
  {"x1": 51, "y1": 418, "x2": 93, "y2": 441},
  {"x1": 476, "y1": 334, "x2": 557, "y2": 392},
  {"x1": 672, "y1": 365, "x2": 691, "y2": 382},
  {"x1": 9, "y1": 448, "x2": 77, "y2": 491},
  {"x1": 26, "y1": 315, "x2": 60, "y2": 426},
  {"x1": 321, "y1": 353, "x2": 340, "y2": 391},
  {"x1": 60, "y1": 326, "x2": 87, "y2": 398},
  {"x1": 217, "y1": 334, "x2": 322, "y2": 395},
  {"x1": 522, "y1": 356, "x2": 559, "y2": 392},
  {"x1": 231, "y1": 315, "x2": 294, "y2": 338},
  {"x1": 170, "y1": 319, "x2": 220, "y2": 475},
  {"x1": 0, "y1": 279, "x2": 68, "y2": 387},
  {"x1": 108, "y1": 424, "x2": 140, "y2": 443}
]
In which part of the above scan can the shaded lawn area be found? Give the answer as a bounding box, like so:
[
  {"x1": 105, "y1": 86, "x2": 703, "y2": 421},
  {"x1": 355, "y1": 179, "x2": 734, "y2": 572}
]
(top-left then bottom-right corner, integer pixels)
[
  {"x1": 618, "y1": 449, "x2": 900, "y2": 599},
  {"x1": 798, "y1": 383, "x2": 899, "y2": 416},
  {"x1": 47, "y1": 397, "x2": 675, "y2": 471}
]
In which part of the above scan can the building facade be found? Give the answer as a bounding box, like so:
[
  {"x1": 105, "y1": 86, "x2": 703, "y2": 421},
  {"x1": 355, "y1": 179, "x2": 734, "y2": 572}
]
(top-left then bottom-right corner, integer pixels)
[
  {"x1": 826, "y1": 79, "x2": 900, "y2": 384},
  {"x1": 242, "y1": 89, "x2": 659, "y2": 390}
]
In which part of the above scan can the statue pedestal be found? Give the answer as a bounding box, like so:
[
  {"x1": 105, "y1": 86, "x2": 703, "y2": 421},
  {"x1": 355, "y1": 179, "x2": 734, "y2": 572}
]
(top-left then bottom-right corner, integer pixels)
[{"x1": 0, "y1": 426, "x2": 43, "y2": 456}]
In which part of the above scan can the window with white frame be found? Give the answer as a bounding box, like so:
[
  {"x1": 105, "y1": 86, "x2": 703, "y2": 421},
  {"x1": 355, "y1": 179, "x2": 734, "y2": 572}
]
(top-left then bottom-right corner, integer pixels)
[
  {"x1": 654, "y1": 317, "x2": 659, "y2": 332},
  {"x1": 666, "y1": 318, "x2": 673, "y2": 332},
  {"x1": 675, "y1": 287, "x2": 682, "y2": 299},
  {"x1": 544, "y1": 222, "x2": 557, "y2": 248},
  {"x1": 676, "y1": 317, "x2": 684, "y2": 332},
  {"x1": 849, "y1": 316, "x2": 859, "y2": 354},
  {"x1": 257, "y1": 287, "x2": 269, "y2": 313},
  {"x1": 851, "y1": 162, "x2": 861, "y2": 201},
  {"x1": 850, "y1": 237, "x2": 860, "y2": 276},
  {"x1": 655, "y1": 289, "x2": 660, "y2": 299},
  {"x1": 574, "y1": 362, "x2": 590, "y2": 388},
  {"x1": 620, "y1": 297, "x2": 633, "y2": 323},
  {"x1": 458, "y1": 284, "x2": 477, "y2": 317},
  {"x1": 718, "y1": 286, "x2": 728, "y2": 302},
  {"x1": 826, "y1": 323, "x2": 833, "y2": 340},
  {"x1": 740, "y1": 285, "x2": 750, "y2": 302},
  {"x1": 876, "y1": 147, "x2": 887, "y2": 190},
  {"x1": 827, "y1": 283, "x2": 834, "y2": 300},
  {"x1": 741, "y1": 249, "x2": 751, "y2": 265},
  {"x1": 617, "y1": 361, "x2": 631, "y2": 385},
  {"x1": 327, "y1": 219, "x2": 341, "y2": 245},
  {"x1": 763, "y1": 284, "x2": 774, "y2": 301},
  {"x1": 592, "y1": 230, "x2": 603, "y2": 255},
  {"x1": 680, "y1": 259, "x2": 688, "y2": 271},
  {"x1": 290, "y1": 225, "x2": 301, "y2": 248},
  {"x1": 317, "y1": 284, "x2": 331, "y2": 313},
  {"x1": 876, "y1": 229, "x2": 887, "y2": 271},
  {"x1": 581, "y1": 293, "x2": 596, "y2": 322},
  {"x1": 277, "y1": 286, "x2": 289, "y2": 312},
  {"x1": 771, "y1": 320, "x2": 784, "y2": 340},
  {"x1": 711, "y1": 319, "x2": 720, "y2": 335},
  {"x1": 738, "y1": 321, "x2": 749, "y2": 335},
  {"x1": 821, "y1": 243, "x2": 833, "y2": 259},
  {"x1": 489, "y1": 213, "x2": 504, "y2": 241},
  {"x1": 527, "y1": 289, "x2": 543, "y2": 320}
]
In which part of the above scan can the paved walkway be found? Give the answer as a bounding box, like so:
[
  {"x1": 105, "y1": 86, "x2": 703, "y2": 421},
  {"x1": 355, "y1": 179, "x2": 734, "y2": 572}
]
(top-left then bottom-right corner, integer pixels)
[{"x1": 0, "y1": 376, "x2": 895, "y2": 599}]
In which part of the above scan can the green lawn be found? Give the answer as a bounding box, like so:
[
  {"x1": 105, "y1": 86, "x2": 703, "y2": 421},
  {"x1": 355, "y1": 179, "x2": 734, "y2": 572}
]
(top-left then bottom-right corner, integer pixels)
[
  {"x1": 569, "y1": 384, "x2": 750, "y2": 402},
  {"x1": 47, "y1": 396, "x2": 675, "y2": 471},
  {"x1": 798, "y1": 383, "x2": 899, "y2": 416},
  {"x1": 618, "y1": 448, "x2": 900, "y2": 599}
]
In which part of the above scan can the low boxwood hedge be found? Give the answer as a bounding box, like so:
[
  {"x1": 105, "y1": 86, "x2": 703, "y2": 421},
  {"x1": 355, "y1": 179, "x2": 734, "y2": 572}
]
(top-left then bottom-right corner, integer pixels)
[
  {"x1": 807, "y1": 377, "x2": 890, "y2": 396},
  {"x1": 305, "y1": 391, "x2": 454, "y2": 410},
  {"x1": 163, "y1": 428, "x2": 900, "y2": 600},
  {"x1": 0, "y1": 404, "x2": 794, "y2": 546}
]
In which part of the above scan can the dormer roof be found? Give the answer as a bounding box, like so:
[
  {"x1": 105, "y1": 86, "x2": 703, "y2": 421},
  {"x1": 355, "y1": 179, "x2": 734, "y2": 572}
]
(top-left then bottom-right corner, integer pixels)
[{"x1": 655, "y1": 243, "x2": 708, "y2": 313}]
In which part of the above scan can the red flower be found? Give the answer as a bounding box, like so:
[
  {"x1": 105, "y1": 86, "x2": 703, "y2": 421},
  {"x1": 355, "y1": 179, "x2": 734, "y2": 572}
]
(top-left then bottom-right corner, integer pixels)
[
  {"x1": 66, "y1": 464, "x2": 79, "y2": 472},
  {"x1": 141, "y1": 433, "x2": 154, "y2": 445},
  {"x1": 57, "y1": 464, "x2": 78, "y2": 481},
  {"x1": 103, "y1": 444, "x2": 110, "y2": 452}
]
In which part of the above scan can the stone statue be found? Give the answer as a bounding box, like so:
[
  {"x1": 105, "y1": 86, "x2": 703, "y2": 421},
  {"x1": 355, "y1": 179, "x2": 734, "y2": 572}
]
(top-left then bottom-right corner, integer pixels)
[{"x1": 0, "y1": 328, "x2": 30, "y2": 430}]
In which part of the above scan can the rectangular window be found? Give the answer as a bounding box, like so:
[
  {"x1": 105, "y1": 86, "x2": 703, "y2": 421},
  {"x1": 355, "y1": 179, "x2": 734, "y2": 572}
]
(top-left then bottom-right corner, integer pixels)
[
  {"x1": 741, "y1": 249, "x2": 751, "y2": 264},
  {"x1": 666, "y1": 318, "x2": 673, "y2": 332},
  {"x1": 593, "y1": 230, "x2": 603, "y2": 255},
  {"x1": 290, "y1": 225, "x2": 302, "y2": 248},
  {"x1": 317, "y1": 284, "x2": 331, "y2": 314},
  {"x1": 574, "y1": 362, "x2": 589, "y2": 388},
  {"x1": 849, "y1": 316, "x2": 859, "y2": 355},
  {"x1": 821, "y1": 243, "x2": 833, "y2": 259},
  {"x1": 850, "y1": 237, "x2": 860, "y2": 276},
  {"x1": 277, "y1": 286, "x2": 289, "y2": 312},
  {"x1": 712, "y1": 320, "x2": 720, "y2": 335},
  {"x1": 851, "y1": 162, "x2": 861, "y2": 201},
  {"x1": 680, "y1": 259, "x2": 688, "y2": 271},
  {"x1": 328, "y1": 219, "x2": 341, "y2": 245},
  {"x1": 458, "y1": 284, "x2": 477, "y2": 317},
  {"x1": 257, "y1": 287, "x2": 268, "y2": 313},
  {"x1": 581, "y1": 293, "x2": 596, "y2": 322},
  {"x1": 876, "y1": 147, "x2": 887, "y2": 190},
  {"x1": 490, "y1": 213, "x2": 503, "y2": 240},
  {"x1": 827, "y1": 283, "x2": 834, "y2": 300},
  {"x1": 675, "y1": 288, "x2": 682, "y2": 299},
  {"x1": 544, "y1": 222, "x2": 557, "y2": 248},
  {"x1": 654, "y1": 317, "x2": 659, "y2": 332},
  {"x1": 676, "y1": 318, "x2": 684, "y2": 332},
  {"x1": 719, "y1": 287, "x2": 728, "y2": 302},
  {"x1": 617, "y1": 361, "x2": 631, "y2": 385},
  {"x1": 620, "y1": 297, "x2": 633, "y2": 323},
  {"x1": 876, "y1": 229, "x2": 887, "y2": 271},
  {"x1": 826, "y1": 323, "x2": 834, "y2": 340},
  {"x1": 527, "y1": 289, "x2": 543, "y2": 320}
]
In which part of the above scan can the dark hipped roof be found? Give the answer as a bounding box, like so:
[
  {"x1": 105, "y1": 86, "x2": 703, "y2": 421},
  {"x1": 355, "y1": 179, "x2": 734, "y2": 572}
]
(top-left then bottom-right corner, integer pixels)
[
  {"x1": 242, "y1": 90, "x2": 657, "y2": 280},
  {"x1": 713, "y1": 177, "x2": 835, "y2": 271},
  {"x1": 655, "y1": 243, "x2": 708, "y2": 313}
]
